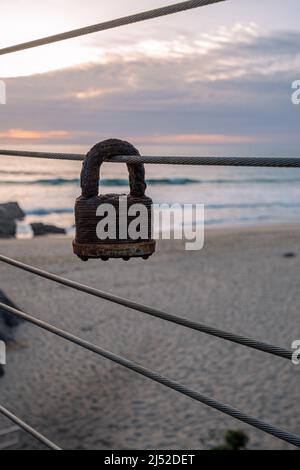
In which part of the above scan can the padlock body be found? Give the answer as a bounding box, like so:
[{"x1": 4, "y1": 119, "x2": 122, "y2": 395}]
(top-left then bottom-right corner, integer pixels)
[{"x1": 73, "y1": 193, "x2": 155, "y2": 260}]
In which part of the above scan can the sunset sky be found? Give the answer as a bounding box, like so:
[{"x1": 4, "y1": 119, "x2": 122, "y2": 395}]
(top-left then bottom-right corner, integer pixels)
[{"x1": 0, "y1": 0, "x2": 299, "y2": 155}]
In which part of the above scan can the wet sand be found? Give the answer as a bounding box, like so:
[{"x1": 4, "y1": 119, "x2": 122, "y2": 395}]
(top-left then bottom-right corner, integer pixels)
[{"x1": 0, "y1": 225, "x2": 299, "y2": 450}]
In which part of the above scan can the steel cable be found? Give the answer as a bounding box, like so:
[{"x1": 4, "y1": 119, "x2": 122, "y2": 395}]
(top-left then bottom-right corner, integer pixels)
[
  {"x1": 0, "y1": 405, "x2": 62, "y2": 450},
  {"x1": 1, "y1": 149, "x2": 300, "y2": 167},
  {"x1": 0, "y1": 254, "x2": 292, "y2": 361},
  {"x1": 0, "y1": 0, "x2": 226, "y2": 56},
  {"x1": 0, "y1": 302, "x2": 299, "y2": 448}
]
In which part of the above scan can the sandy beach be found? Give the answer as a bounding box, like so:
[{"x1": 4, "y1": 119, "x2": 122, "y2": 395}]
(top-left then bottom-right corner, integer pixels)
[{"x1": 0, "y1": 225, "x2": 299, "y2": 450}]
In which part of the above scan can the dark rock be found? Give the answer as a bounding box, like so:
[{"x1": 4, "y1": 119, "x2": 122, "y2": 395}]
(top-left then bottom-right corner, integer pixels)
[
  {"x1": 0, "y1": 202, "x2": 24, "y2": 239},
  {"x1": 0, "y1": 216, "x2": 16, "y2": 238},
  {"x1": 0, "y1": 202, "x2": 25, "y2": 220},
  {"x1": 31, "y1": 223, "x2": 66, "y2": 237}
]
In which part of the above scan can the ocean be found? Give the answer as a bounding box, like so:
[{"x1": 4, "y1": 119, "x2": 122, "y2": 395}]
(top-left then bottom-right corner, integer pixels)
[{"x1": 1, "y1": 150, "x2": 300, "y2": 237}]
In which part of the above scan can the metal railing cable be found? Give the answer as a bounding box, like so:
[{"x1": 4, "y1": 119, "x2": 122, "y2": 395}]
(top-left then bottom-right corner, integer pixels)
[
  {"x1": 0, "y1": 0, "x2": 226, "y2": 56},
  {"x1": 1, "y1": 149, "x2": 300, "y2": 168},
  {"x1": 0, "y1": 404, "x2": 62, "y2": 450},
  {"x1": 0, "y1": 302, "x2": 299, "y2": 448},
  {"x1": 0, "y1": 254, "x2": 292, "y2": 361}
]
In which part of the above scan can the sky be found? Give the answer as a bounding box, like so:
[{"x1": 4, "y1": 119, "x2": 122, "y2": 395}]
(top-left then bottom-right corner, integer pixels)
[{"x1": 0, "y1": 0, "x2": 300, "y2": 156}]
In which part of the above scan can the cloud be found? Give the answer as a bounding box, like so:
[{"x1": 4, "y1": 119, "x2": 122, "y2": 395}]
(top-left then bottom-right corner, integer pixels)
[
  {"x1": 1, "y1": 23, "x2": 300, "y2": 153},
  {"x1": 131, "y1": 134, "x2": 255, "y2": 145},
  {"x1": 0, "y1": 129, "x2": 255, "y2": 146},
  {"x1": 0, "y1": 128, "x2": 93, "y2": 144},
  {"x1": 0, "y1": 129, "x2": 71, "y2": 140}
]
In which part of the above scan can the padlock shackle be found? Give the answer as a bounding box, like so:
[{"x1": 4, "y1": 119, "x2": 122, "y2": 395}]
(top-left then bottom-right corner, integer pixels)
[{"x1": 80, "y1": 139, "x2": 147, "y2": 198}]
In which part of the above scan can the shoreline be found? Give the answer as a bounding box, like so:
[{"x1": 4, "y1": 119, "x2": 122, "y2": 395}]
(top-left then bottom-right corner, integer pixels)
[{"x1": 14, "y1": 219, "x2": 300, "y2": 241}]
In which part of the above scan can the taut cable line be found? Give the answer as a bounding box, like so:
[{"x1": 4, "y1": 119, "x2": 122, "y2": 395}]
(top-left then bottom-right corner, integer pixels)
[
  {"x1": 0, "y1": 302, "x2": 300, "y2": 448},
  {"x1": 1, "y1": 149, "x2": 300, "y2": 168},
  {"x1": 0, "y1": 254, "x2": 293, "y2": 361},
  {"x1": 0, "y1": 0, "x2": 226, "y2": 56},
  {"x1": 0, "y1": 405, "x2": 62, "y2": 450}
]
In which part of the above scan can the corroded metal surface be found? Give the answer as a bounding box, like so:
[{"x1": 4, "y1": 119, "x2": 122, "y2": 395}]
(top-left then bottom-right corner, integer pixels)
[
  {"x1": 74, "y1": 139, "x2": 155, "y2": 261},
  {"x1": 80, "y1": 139, "x2": 146, "y2": 199},
  {"x1": 74, "y1": 193, "x2": 153, "y2": 244},
  {"x1": 72, "y1": 239, "x2": 156, "y2": 261}
]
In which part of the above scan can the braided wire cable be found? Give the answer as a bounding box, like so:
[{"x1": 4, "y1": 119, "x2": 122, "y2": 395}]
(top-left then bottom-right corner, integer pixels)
[
  {"x1": 1, "y1": 149, "x2": 300, "y2": 167},
  {"x1": 0, "y1": 302, "x2": 299, "y2": 448},
  {"x1": 0, "y1": 405, "x2": 61, "y2": 450},
  {"x1": 0, "y1": 149, "x2": 84, "y2": 161},
  {"x1": 0, "y1": 254, "x2": 292, "y2": 361},
  {"x1": 0, "y1": 0, "x2": 226, "y2": 56}
]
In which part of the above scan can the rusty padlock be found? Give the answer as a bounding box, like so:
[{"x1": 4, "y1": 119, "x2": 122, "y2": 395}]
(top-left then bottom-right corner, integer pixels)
[{"x1": 73, "y1": 139, "x2": 156, "y2": 261}]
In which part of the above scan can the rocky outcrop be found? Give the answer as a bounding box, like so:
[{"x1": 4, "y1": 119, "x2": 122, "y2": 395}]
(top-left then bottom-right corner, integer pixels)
[
  {"x1": 0, "y1": 202, "x2": 25, "y2": 239},
  {"x1": 0, "y1": 217, "x2": 16, "y2": 238},
  {"x1": 0, "y1": 202, "x2": 67, "y2": 238},
  {"x1": 0, "y1": 202, "x2": 25, "y2": 220},
  {"x1": 30, "y1": 223, "x2": 66, "y2": 237}
]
